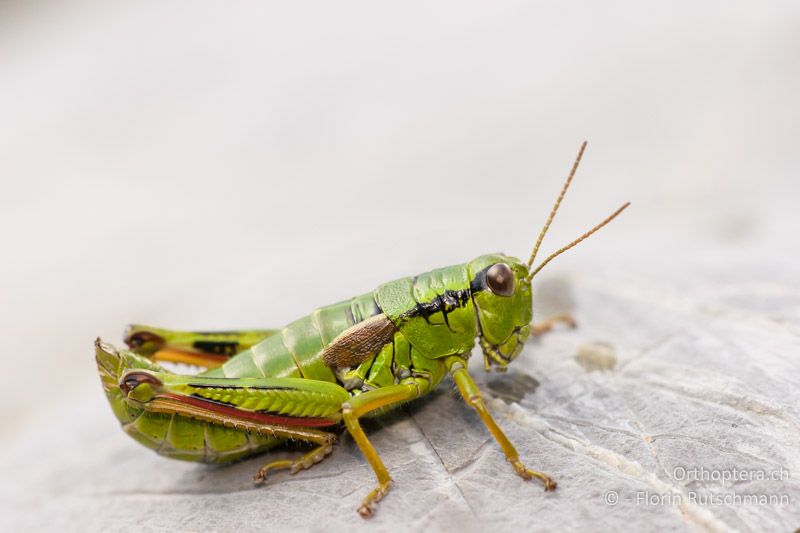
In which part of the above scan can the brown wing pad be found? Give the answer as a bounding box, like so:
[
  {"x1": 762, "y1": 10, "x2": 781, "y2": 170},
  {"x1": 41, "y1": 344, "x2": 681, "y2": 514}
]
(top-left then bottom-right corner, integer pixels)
[{"x1": 321, "y1": 314, "x2": 398, "y2": 368}]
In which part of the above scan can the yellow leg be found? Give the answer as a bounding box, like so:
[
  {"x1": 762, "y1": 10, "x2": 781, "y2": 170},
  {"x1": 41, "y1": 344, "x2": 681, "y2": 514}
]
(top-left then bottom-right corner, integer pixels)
[
  {"x1": 254, "y1": 440, "x2": 335, "y2": 484},
  {"x1": 531, "y1": 313, "x2": 576, "y2": 337},
  {"x1": 341, "y1": 380, "x2": 424, "y2": 518},
  {"x1": 447, "y1": 358, "x2": 556, "y2": 491}
]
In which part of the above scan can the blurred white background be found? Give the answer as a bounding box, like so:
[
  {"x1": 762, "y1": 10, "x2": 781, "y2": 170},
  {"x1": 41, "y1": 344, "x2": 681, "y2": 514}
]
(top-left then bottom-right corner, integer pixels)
[{"x1": 0, "y1": 0, "x2": 798, "y2": 442}]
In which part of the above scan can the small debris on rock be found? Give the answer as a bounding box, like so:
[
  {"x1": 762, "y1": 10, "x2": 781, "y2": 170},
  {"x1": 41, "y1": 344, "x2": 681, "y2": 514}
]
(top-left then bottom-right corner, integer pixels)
[{"x1": 575, "y1": 341, "x2": 617, "y2": 372}]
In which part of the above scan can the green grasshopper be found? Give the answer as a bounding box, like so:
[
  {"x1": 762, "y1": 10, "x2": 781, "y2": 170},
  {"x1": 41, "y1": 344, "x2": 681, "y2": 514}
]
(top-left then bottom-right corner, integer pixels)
[{"x1": 95, "y1": 142, "x2": 628, "y2": 517}]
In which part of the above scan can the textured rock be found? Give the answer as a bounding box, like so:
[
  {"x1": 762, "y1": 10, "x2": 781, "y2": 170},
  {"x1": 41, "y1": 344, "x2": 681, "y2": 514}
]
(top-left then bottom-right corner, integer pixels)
[{"x1": 2, "y1": 253, "x2": 798, "y2": 532}]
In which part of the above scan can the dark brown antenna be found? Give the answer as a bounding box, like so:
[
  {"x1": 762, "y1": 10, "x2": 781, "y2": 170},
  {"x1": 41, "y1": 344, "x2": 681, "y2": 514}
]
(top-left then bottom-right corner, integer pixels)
[
  {"x1": 526, "y1": 141, "x2": 587, "y2": 270},
  {"x1": 527, "y1": 201, "x2": 630, "y2": 280}
]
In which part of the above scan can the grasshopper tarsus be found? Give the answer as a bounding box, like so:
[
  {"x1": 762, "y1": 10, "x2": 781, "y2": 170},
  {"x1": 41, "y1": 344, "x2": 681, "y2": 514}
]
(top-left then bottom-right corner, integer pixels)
[
  {"x1": 510, "y1": 456, "x2": 558, "y2": 491},
  {"x1": 253, "y1": 442, "x2": 335, "y2": 484},
  {"x1": 357, "y1": 480, "x2": 392, "y2": 519}
]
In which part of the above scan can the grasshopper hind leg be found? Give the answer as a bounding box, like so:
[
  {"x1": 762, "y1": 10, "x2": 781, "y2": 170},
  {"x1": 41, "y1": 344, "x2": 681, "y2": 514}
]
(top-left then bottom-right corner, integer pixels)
[
  {"x1": 530, "y1": 314, "x2": 576, "y2": 337},
  {"x1": 124, "y1": 324, "x2": 277, "y2": 368}
]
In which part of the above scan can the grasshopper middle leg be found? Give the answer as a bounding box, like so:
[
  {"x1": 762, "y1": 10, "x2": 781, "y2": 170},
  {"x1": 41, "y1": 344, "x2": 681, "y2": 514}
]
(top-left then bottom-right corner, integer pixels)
[{"x1": 341, "y1": 379, "x2": 426, "y2": 518}]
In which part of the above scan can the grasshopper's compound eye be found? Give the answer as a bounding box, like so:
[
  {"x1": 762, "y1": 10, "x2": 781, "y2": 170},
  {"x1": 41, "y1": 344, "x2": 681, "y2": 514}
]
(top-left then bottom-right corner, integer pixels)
[
  {"x1": 486, "y1": 263, "x2": 515, "y2": 297},
  {"x1": 119, "y1": 371, "x2": 163, "y2": 397}
]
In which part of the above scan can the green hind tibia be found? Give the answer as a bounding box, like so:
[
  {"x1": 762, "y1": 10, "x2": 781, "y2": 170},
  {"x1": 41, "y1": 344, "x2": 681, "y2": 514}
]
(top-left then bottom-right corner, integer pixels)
[{"x1": 95, "y1": 340, "x2": 283, "y2": 463}]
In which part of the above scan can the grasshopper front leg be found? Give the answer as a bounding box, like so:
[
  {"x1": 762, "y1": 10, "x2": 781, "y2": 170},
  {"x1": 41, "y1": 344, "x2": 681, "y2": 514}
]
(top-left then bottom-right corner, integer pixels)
[{"x1": 446, "y1": 357, "x2": 556, "y2": 491}]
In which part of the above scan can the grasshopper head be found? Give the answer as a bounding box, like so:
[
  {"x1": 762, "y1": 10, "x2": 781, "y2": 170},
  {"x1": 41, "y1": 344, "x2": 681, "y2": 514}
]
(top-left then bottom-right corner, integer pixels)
[
  {"x1": 469, "y1": 143, "x2": 630, "y2": 371},
  {"x1": 468, "y1": 254, "x2": 533, "y2": 371}
]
